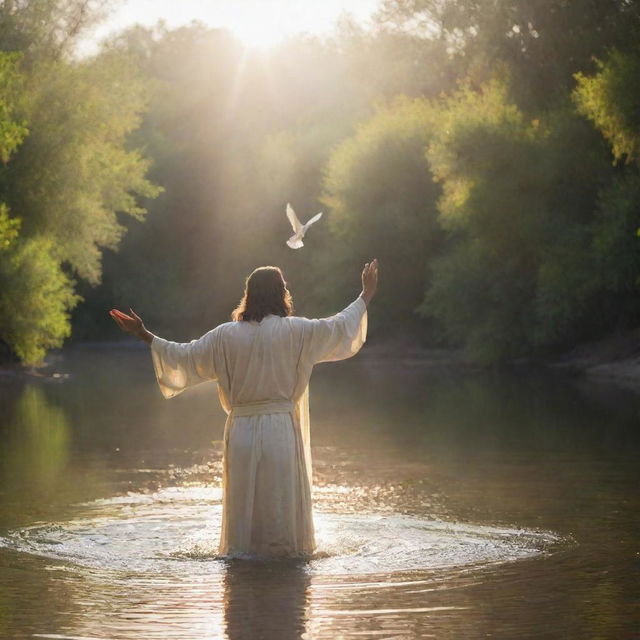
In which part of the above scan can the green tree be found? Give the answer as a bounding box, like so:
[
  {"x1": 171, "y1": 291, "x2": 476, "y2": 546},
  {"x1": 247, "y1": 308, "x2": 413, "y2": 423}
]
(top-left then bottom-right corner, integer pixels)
[
  {"x1": 322, "y1": 96, "x2": 442, "y2": 334},
  {"x1": 0, "y1": 0, "x2": 111, "y2": 61},
  {"x1": 0, "y1": 51, "x2": 26, "y2": 248},
  {"x1": 5, "y1": 50, "x2": 160, "y2": 284},
  {"x1": 0, "y1": 235, "x2": 80, "y2": 364},
  {"x1": 421, "y1": 79, "x2": 611, "y2": 362},
  {"x1": 588, "y1": 174, "x2": 640, "y2": 328},
  {"x1": 573, "y1": 48, "x2": 640, "y2": 330},
  {"x1": 376, "y1": 0, "x2": 640, "y2": 109},
  {"x1": 574, "y1": 48, "x2": 640, "y2": 164},
  {"x1": 0, "y1": 2, "x2": 160, "y2": 364}
]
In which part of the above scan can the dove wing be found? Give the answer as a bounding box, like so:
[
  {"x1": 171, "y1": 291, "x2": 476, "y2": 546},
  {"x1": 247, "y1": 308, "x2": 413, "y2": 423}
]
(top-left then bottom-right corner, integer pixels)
[
  {"x1": 303, "y1": 211, "x2": 323, "y2": 230},
  {"x1": 286, "y1": 203, "x2": 303, "y2": 234}
]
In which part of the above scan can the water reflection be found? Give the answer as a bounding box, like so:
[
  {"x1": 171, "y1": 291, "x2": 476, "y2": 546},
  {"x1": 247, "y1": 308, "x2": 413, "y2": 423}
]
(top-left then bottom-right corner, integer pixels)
[
  {"x1": 2, "y1": 385, "x2": 70, "y2": 489},
  {"x1": 17, "y1": 557, "x2": 311, "y2": 640},
  {"x1": 0, "y1": 348, "x2": 638, "y2": 638},
  {"x1": 223, "y1": 559, "x2": 310, "y2": 640},
  {"x1": 0, "y1": 493, "x2": 562, "y2": 640}
]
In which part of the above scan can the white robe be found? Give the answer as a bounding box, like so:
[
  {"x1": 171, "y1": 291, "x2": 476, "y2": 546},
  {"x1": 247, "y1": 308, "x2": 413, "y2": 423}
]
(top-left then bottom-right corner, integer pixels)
[{"x1": 150, "y1": 296, "x2": 368, "y2": 558}]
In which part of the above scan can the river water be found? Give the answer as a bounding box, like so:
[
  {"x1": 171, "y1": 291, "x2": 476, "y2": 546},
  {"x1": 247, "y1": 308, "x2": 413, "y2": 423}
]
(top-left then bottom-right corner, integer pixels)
[{"x1": 0, "y1": 347, "x2": 638, "y2": 639}]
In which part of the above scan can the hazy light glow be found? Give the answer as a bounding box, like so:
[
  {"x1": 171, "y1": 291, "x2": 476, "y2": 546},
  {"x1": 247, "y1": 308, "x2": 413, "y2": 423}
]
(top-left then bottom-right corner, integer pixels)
[{"x1": 84, "y1": 0, "x2": 378, "y2": 53}]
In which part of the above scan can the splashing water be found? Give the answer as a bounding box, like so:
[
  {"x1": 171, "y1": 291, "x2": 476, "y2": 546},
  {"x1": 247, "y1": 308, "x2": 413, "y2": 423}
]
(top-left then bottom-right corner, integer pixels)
[{"x1": 0, "y1": 485, "x2": 563, "y2": 578}]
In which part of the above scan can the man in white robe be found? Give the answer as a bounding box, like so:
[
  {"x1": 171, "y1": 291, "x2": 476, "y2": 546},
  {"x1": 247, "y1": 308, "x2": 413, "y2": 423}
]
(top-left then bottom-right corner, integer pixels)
[{"x1": 109, "y1": 259, "x2": 378, "y2": 558}]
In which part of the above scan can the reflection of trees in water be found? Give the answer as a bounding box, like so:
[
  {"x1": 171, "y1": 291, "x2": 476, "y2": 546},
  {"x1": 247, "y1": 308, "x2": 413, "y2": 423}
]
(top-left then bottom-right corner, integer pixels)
[
  {"x1": 312, "y1": 361, "x2": 640, "y2": 454},
  {"x1": 223, "y1": 558, "x2": 311, "y2": 640},
  {"x1": 0, "y1": 385, "x2": 78, "y2": 638},
  {"x1": 2, "y1": 385, "x2": 70, "y2": 492},
  {"x1": 0, "y1": 383, "x2": 108, "y2": 529},
  {"x1": 0, "y1": 354, "x2": 637, "y2": 638}
]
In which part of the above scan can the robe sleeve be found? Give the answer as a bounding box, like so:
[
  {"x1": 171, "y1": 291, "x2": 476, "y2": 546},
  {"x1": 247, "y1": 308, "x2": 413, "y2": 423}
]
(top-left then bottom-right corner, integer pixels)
[
  {"x1": 304, "y1": 295, "x2": 368, "y2": 364},
  {"x1": 150, "y1": 328, "x2": 219, "y2": 399}
]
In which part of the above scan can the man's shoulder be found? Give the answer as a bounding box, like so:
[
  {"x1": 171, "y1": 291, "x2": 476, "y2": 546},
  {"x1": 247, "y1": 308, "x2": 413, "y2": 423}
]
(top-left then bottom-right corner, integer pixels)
[
  {"x1": 284, "y1": 315, "x2": 314, "y2": 327},
  {"x1": 213, "y1": 320, "x2": 238, "y2": 335}
]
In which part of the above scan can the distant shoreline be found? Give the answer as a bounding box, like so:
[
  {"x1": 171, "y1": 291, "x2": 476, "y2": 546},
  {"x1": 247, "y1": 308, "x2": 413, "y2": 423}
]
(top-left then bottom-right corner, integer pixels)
[{"x1": 3, "y1": 331, "x2": 640, "y2": 391}]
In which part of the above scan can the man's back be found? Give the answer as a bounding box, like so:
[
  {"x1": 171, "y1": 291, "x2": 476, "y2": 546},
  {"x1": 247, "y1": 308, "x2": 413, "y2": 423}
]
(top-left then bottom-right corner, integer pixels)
[{"x1": 216, "y1": 315, "x2": 304, "y2": 405}]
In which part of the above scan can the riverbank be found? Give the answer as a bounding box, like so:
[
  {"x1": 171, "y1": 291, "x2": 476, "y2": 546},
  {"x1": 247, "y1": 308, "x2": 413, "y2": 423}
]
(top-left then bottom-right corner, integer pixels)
[
  {"x1": 546, "y1": 328, "x2": 640, "y2": 389},
  {"x1": 353, "y1": 330, "x2": 640, "y2": 392},
  {"x1": 3, "y1": 331, "x2": 640, "y2": 390}
]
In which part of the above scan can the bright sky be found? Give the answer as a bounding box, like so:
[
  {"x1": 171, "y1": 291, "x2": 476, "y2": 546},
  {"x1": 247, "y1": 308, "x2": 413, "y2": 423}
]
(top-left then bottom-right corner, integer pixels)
[{"x1": 81, "y1": 0, "x2": 380, "y2": 54}]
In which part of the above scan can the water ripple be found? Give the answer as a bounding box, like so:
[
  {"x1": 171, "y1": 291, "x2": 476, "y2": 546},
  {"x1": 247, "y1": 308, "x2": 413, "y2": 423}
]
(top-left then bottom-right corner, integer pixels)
[{"x1": 0, "y1": 485, "x2": 563, "y2": 578}]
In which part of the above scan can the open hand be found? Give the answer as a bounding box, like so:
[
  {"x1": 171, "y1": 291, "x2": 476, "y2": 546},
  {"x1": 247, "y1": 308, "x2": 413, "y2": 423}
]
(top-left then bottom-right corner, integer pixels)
[
  {"x1": 361, "y1": 258, "x2": 379, "y2": 305},
  {"x1": 109, "y1": 307, "x2": 146, "y2": 338}
]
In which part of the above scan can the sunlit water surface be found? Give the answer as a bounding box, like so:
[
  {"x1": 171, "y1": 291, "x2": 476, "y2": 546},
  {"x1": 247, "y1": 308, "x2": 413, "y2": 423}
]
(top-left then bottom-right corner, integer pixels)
[{"x1": 0, "y1": 347, "x2": 638, "y2": 638}]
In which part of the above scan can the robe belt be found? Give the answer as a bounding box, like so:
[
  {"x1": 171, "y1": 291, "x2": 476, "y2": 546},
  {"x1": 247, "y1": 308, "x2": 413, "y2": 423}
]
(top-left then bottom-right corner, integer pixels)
[{"x1": 230, "y1": 399, "x2": 295, "y2": 417}]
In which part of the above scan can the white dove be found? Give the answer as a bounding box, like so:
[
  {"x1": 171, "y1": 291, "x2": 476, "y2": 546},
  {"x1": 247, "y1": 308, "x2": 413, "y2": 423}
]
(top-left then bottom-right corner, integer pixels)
[{"x1": 286, "y1": 203, "x2": 323, "y2": 249}]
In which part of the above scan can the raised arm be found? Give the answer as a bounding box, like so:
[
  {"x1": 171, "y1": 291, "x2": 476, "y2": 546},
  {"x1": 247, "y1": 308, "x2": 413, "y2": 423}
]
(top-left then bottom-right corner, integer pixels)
[
  {"x1": 110, "y1": 308, "x2": 154, "y2": 343},
  {"x1": 360, "y1": 258, "x2": 378, "y2": 307},
  {"x1": 304, "y1": 258, "x2": 378, "y2": 364},
  {"x1": 109, "y1": 307, "x2": 218, "y2": 398}
]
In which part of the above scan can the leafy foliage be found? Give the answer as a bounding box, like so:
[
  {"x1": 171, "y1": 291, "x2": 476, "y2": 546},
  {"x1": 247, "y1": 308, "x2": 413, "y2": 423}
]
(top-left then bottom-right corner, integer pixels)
[
  {"x1": 420, "y1": 80, "x2": 613, "y2": 361},
  {"x1": 3, "y1": 0, "x2": 640, "y2": 366},
  {"x1": 0, "y1": 1, "x2": 160, "y2": 364},
  {"x1": 322, "y1": 96, "x2": 441, "y2": 333},
  {"x1": 574, "y1": 49, "x2": 640, "y2": 164},
  {"x1": 0, "y1": 235, "x2": 80, "y2": 364}
]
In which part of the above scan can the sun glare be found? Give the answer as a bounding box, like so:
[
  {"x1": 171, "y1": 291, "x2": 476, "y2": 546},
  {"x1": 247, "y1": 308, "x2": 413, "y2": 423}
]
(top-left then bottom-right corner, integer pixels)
[
  {"x1": 200, "y1": 2, "x2": 347, "y2": 49},
  {"x1": 78, "y1": 0, "x2": 378, "y2": 56},
  {"x1": 81, "y1": 1, "x2": 378, "y2": 57},
  {"x1": 227, "y1": 21, "x2": 295, "y2": 50},
  {"x1": 223, "y1": 10, "x2": 302, "y2": 49}
]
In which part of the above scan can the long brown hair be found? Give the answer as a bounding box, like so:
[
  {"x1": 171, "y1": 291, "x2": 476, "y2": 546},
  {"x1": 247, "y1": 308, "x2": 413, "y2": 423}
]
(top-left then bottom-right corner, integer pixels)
[{"x1": 231, "y1": 266, "x2": 294, "y2": 322}]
